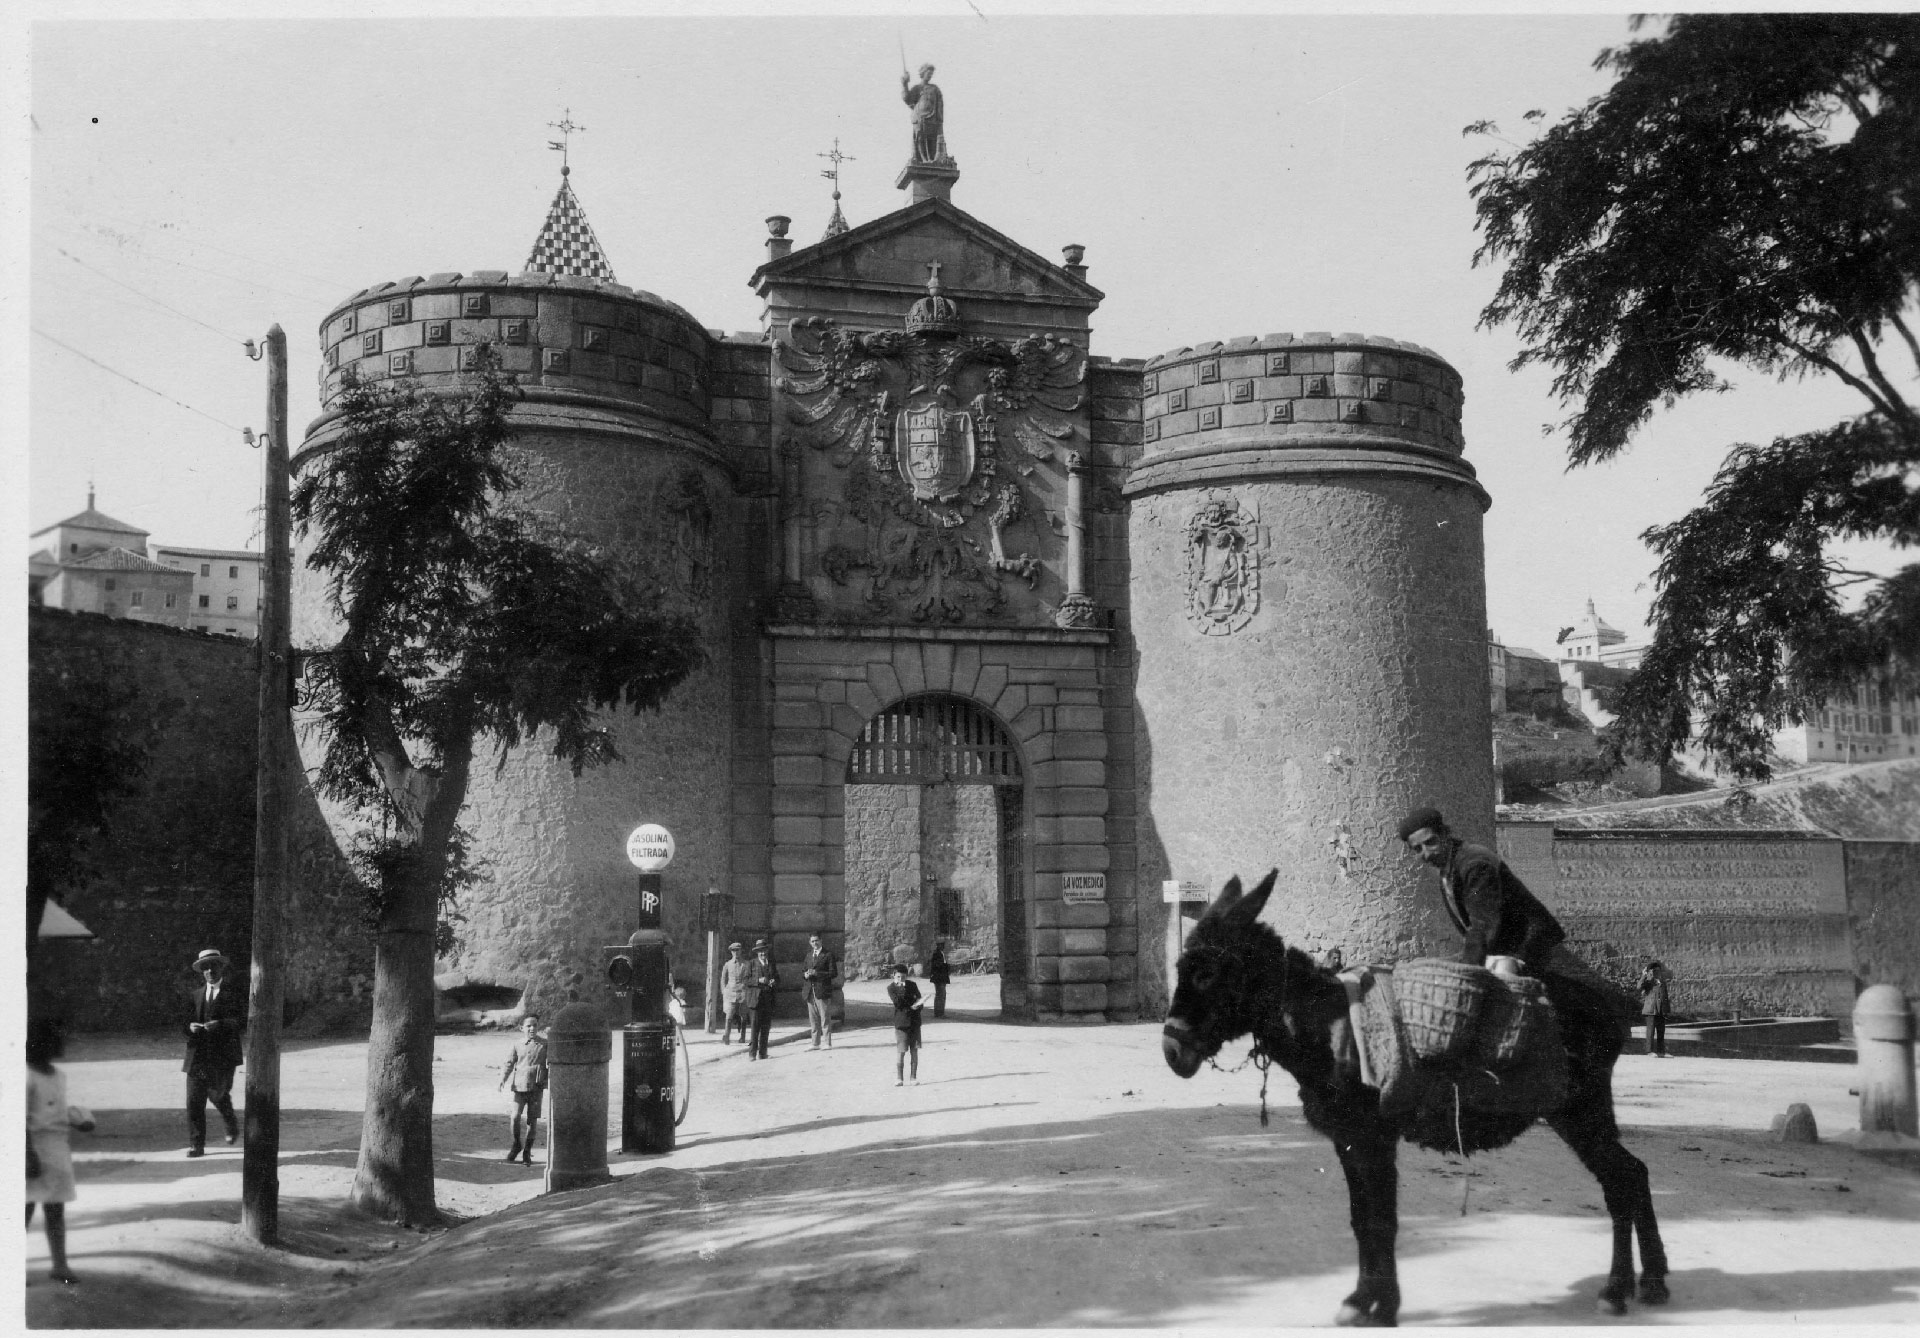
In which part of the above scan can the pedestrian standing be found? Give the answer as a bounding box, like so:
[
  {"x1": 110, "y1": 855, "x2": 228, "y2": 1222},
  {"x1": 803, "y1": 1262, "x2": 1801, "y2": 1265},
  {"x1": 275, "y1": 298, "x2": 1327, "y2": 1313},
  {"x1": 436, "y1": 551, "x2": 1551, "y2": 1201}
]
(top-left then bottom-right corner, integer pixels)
[
  {"x1": 719, "y1": 941, "x2": 751, "y2": 1045},
  {"x1": 27, "y1": 1017, "x2": 93, "y2": 1286},
  {"x1": 748, "y1": 941, "x2": 779, "y2": 1060},
  {"x1": 928, "y1": 941, "x2": 952, "y2": 1019},
  {"x1": 498, "y1": 1014, "x2": 549, "y2": 1165},
  {"x1": 887, "y1": 962, "x2": 926, "y2": 1085},
  {"x1": 182, "y1": 947, "x2": 245, "y2": 1157},
  {"x1": 1639, "y1": 960, "x2": 1671, "y2": 1057},
  {"x1": 802, "y1": 933, "x2": 837, "y2": 1050}
]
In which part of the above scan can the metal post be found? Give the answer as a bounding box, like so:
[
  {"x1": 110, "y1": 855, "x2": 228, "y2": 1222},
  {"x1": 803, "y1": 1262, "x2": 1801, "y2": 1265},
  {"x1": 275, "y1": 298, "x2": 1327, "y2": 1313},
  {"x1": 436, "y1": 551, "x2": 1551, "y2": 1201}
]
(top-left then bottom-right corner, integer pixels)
[
  {"x1": 242, "y1": 324, "x2": 290, "y2": 1244},
  {"x1": 704, "y1": 929, "x2": 721, "y2": 1033}
]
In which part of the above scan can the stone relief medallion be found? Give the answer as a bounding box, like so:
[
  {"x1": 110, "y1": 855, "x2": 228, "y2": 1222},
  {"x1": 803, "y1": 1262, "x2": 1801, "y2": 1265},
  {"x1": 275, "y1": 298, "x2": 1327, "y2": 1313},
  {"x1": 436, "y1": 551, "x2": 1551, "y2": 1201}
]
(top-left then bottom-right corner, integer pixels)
[
  {"x1": 1185, "y1": 493, "x2": 1262, "y2": 635},
  {"x1": 896, "y1": 400, "x2": 977, "y2": 503},
  {"x1": 662, "y1": 470, "x2": 715, "y2": 605}
]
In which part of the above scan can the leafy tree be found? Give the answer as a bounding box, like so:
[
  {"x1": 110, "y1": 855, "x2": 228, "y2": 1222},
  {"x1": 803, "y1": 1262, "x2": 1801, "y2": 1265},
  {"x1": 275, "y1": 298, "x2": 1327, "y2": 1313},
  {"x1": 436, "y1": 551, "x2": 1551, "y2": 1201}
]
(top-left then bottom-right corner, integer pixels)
[
  {"x1": 1469, "y1": 15, "x2": 1920, "y2": 776},
  {"x1": 293, "y1": 342, "x2": 703, "y2": 1223}
]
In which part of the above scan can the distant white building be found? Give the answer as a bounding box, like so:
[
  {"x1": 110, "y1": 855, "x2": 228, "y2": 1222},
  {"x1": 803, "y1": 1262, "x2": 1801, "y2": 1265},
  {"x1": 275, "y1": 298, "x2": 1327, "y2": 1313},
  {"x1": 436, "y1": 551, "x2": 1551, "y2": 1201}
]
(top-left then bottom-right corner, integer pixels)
[
  {"x1": 152, "y1": 546, "x2": 264, "y2": 640},
  {"x1": 1557, "y1": 597, "x2": 1646, "y2": 669},
  {"x1": 28, "y1": 493, "x2": 193, "y2": 629},
  {"x1": 28, "y1": 494, "x2": 262, "y2": 639},
  {"x1": 1774, "y1": 672, "x2": 1920, "y2": 765}
]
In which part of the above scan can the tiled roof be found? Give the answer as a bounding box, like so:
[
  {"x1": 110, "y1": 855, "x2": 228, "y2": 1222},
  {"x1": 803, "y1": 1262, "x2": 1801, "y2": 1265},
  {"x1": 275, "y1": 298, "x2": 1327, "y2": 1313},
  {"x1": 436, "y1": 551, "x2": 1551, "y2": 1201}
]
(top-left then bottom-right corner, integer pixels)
[
  {"x1": 525, "y1": 175, "x2": 616, "y2": 282},
  {"x1": 153, "y1": 546, "x2": 262, "y2": 561},
  {"x1": 64, "y1": 546, "x2": 187, "y2": 574},
  {"x1": 31, "y1": 506, "x2": 148, "y2": 539}
]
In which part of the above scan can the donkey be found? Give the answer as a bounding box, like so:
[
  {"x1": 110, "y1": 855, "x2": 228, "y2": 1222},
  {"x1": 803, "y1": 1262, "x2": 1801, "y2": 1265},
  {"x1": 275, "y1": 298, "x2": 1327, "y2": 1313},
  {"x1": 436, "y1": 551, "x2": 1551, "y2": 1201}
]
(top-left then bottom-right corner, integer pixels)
[{"x1": 1160, "y1": 871, "x2": 1668, "y2": 1326}]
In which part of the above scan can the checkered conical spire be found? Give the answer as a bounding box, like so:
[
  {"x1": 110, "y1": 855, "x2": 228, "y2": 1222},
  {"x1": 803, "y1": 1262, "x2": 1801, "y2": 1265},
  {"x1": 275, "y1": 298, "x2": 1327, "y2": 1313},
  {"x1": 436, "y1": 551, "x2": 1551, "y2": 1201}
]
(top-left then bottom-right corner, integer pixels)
[{"x1": 525, "y1": 170, "x2": 617, "y2": 281}]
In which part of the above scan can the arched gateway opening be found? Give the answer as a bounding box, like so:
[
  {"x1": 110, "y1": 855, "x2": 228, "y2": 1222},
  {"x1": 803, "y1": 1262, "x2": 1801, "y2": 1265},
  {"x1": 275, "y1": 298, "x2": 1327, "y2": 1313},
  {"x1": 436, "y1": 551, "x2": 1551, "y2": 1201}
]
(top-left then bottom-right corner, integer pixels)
[{"x1": 842, "y1": 693, "x2": 1026, "y2": 1017}]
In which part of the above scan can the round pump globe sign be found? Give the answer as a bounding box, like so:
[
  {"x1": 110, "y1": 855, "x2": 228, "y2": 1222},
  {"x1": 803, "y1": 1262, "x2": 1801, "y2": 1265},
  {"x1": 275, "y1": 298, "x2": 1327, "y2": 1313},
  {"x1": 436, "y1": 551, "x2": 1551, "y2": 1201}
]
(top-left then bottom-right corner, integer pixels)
[{"x1": 626, "y1": 824, "x2": 675, "y2": 872}]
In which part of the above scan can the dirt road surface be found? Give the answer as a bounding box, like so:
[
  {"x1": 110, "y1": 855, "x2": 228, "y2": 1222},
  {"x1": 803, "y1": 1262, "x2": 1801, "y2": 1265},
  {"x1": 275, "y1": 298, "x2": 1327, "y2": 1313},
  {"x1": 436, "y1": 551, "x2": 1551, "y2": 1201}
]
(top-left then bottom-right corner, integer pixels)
[{"x1": 24, "y1": 975, "x2": 1920, "y2": 1328}]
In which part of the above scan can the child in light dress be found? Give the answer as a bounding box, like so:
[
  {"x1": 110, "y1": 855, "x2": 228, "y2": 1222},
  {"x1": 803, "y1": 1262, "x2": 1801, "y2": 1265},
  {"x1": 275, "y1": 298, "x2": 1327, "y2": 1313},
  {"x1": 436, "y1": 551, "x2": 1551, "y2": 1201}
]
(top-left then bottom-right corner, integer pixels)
[{"x1": 27, "y1": 1017, "x2": 94, "y2": 1286}]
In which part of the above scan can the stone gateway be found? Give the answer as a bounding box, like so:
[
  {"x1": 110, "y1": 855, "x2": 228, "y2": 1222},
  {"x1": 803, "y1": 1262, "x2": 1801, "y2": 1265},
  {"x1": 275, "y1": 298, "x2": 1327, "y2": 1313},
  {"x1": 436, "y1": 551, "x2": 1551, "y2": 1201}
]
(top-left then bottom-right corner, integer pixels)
[{"x1": 292, "y1": 76, "x2": 1492, "y2": 1022}]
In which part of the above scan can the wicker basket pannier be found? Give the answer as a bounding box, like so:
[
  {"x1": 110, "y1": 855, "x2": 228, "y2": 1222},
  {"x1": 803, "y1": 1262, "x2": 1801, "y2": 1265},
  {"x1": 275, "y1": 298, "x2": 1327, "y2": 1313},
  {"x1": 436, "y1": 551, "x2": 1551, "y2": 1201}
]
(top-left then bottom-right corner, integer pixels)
[
  {"x1": 1392, "y1": 959, "x2": 1497, "y2": 1061},
  {"x1": 1479, "y1": 973, "x2": 1553, "y2": 1065}
]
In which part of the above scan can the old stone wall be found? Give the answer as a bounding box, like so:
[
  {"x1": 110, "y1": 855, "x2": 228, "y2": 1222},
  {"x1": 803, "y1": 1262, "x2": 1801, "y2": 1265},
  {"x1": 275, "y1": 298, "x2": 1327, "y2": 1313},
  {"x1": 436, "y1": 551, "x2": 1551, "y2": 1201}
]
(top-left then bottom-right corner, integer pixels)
[
  {"x1": 922, "y1": 781, "x2": 1001, "y2": 968},
  {"x1": 1129, "y1": 336, "x2": 1491, "y2": 989},
  {"x1": 1845, "y1": 840, "x2": 1920, "y2": 997},
  {"x1": 29, "y1": 607, "x2": 370, "y2": 1032},
  {"x1": 1498, "y1": 823, "x2": 1855, "y2": 1017},
  {"x1": 844, "y1": 783, "x2": 922, "y2": 977}
]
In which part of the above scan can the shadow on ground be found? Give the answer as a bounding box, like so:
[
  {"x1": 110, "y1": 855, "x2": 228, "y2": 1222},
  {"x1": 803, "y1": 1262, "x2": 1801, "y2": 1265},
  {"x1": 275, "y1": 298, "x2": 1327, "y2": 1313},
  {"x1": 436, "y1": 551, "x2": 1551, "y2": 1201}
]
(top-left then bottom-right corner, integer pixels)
[{"x1": 207, "y1": 1104, "x2": 1920, "y2": 1329}]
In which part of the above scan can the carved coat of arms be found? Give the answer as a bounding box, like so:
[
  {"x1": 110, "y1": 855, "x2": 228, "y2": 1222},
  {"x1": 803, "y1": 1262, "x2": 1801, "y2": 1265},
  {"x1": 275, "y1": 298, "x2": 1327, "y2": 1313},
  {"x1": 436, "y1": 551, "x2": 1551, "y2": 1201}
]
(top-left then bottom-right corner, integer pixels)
[
  {"x1": 775, "y1": 282, "x2": 1085, "y2": 623},
  {"x1": 1185, "y1": 494, "x2": 1262, "y2": 635},
  {"x1": 898, "y1": 401, "x2": 976, "y2": 503}
]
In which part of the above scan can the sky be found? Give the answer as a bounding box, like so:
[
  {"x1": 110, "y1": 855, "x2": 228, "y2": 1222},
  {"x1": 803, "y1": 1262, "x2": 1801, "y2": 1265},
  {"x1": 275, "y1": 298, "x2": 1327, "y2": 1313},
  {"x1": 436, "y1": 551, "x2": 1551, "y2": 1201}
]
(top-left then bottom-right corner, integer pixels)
[{"x1": 10, "y1": 4, "x2": 1898, "y2": 657}]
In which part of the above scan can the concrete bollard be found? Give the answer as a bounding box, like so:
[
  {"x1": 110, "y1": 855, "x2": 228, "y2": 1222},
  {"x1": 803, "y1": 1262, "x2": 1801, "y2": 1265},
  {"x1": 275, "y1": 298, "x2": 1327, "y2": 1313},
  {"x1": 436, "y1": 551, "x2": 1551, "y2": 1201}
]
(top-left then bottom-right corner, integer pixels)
[
  {"x1": 1853, "y1": 985, "x2": 1918, "y2": 1138},
  {"x1": 545, "y1": 1002, "x2": 611, "y2": 1192}
]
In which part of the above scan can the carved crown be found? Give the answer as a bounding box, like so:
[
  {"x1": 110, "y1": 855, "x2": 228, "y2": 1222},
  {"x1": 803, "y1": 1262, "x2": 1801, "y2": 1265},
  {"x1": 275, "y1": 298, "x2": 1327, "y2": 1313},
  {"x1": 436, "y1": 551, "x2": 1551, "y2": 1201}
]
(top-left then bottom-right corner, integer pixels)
[{"x1": 905, "y1": 261, "x2": 961, "y2": 337}]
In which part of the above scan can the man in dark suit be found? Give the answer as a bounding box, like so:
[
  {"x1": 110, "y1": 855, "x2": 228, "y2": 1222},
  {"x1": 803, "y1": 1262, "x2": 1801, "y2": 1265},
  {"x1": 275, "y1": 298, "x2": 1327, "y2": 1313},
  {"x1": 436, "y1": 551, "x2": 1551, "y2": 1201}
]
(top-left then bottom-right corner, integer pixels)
[
  {"x1": 748, "y1": 941, "x2": 779, "y2": 1061},
  {"x1": 801, "y1": 933, "x2": 837, "y2": 1050},
  {"x1": 182, "y1": 947, "x2": 245, "y2": 1157},
  {"x1": 1398, "y1": 807, "x2": 1631, "y2": 1056}
]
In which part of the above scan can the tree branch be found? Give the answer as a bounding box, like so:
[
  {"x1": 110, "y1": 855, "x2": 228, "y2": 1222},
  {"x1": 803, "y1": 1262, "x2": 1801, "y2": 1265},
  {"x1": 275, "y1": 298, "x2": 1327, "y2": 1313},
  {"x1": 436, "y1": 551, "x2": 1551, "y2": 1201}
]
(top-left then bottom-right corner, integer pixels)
[
  {"x1": 1849, "y1": 328, "x2": 1917, "y2": 432},
  {"x1": 1774, "y1": 332, "x2": 1899, "y2": 420},
  {"x1": 1887, "y1": 311, "x2": 1920, "y2": 379}
]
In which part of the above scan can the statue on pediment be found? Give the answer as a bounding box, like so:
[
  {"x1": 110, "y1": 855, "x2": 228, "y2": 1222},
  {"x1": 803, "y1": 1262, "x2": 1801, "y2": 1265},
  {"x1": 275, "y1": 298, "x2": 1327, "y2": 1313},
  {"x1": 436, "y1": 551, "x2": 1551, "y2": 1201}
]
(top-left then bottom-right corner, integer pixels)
[{"x1": 901, "y1": 64, "x2": 949, "y2": 164}]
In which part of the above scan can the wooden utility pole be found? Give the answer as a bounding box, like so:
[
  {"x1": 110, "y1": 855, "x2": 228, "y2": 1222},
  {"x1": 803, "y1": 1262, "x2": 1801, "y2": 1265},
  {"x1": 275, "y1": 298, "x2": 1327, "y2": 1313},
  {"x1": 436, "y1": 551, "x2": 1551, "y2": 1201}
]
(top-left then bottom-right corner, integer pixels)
[{"x1": 242, "y1": 324, "x2": 290, "y2": 1244}]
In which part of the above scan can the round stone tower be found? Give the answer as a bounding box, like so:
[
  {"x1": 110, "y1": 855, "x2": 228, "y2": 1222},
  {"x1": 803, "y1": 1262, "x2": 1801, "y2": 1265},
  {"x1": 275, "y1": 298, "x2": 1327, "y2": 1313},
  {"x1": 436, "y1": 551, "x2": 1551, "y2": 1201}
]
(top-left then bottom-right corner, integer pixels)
[
  {"x1": 1126, "y1": 333, "x2": 1493, "y2": 966},
  {"x1": 294, "y1": 270, "x2": 739, "y2": 1017}
]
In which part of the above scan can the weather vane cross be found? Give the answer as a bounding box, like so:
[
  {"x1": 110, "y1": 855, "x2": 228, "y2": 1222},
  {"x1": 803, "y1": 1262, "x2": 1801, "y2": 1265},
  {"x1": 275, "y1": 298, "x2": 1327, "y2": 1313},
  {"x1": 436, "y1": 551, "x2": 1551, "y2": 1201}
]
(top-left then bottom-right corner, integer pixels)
[
  {"x1": 818, "y1": 137, "x2": 855, "y2": 189},
  {"x1": 818, "y1": 137, "x2": 856, "y2": 239},
  {"x1": 547, "y1": 109, "x2": 586, "y2": 175}
]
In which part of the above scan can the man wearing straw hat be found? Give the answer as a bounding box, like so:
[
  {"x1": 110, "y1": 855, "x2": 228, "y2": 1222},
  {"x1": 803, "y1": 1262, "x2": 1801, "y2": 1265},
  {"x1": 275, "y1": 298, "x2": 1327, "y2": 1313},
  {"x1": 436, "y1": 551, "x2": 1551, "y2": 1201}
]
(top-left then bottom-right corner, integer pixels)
[{"x1": 181, "y1": 947, "x2": 246, "y2": 1157}]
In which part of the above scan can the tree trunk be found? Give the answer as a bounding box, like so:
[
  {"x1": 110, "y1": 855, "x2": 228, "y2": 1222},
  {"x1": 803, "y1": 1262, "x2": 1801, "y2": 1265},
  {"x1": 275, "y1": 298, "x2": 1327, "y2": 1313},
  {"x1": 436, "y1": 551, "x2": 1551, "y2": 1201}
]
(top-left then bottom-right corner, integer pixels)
[
  {"x1": 348, "y1": 900, "x2": 441, "y2": 1223},
  {"x1": 349, "y1": 737, "x2": 470, "y2": 1224}
]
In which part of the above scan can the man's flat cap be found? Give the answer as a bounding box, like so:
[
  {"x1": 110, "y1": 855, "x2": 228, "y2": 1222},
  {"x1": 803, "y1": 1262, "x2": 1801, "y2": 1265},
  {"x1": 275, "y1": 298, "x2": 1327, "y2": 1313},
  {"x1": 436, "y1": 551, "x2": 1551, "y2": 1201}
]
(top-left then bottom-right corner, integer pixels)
[{"x1": 1397, "y1": 807, "x2": 1445, "y2": 842}]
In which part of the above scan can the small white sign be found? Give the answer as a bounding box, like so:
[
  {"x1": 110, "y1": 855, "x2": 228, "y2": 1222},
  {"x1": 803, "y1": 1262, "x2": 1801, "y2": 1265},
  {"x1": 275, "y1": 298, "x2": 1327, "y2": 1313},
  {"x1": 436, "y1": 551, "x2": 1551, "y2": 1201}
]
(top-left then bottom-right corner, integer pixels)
[
  {"x1": 1062, "y1": 872, "x2": 1106, "y2": 904},
  {"x1": 626, "y1": 824, "x2": 675, "y2": 872},
  {"x1": 1161, "y1": 879, "x2": 1208, "y2": 904}
]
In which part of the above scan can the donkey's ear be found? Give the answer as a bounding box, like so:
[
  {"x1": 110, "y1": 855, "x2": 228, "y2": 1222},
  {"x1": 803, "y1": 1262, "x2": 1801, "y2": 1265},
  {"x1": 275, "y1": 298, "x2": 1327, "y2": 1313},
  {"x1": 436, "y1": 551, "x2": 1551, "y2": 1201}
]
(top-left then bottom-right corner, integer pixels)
[
  {"x1": 1200, "y1": 875, "x2": 1243, "y2": 923},
  {"x1": 1227, "y1": 869, "x2": 1278, "y2": 924}
]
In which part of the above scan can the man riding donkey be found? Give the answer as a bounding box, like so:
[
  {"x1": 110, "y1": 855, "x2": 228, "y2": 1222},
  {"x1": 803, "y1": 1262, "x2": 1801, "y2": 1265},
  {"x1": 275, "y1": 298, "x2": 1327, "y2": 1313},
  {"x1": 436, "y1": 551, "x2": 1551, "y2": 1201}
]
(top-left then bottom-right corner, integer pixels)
[
  {"x1": 1161, "y1": 808, "x2": 1670, "y2": 1325},
  {"x1": 1396, "y1": 805, "x2": 1632, "y2": 1057}
]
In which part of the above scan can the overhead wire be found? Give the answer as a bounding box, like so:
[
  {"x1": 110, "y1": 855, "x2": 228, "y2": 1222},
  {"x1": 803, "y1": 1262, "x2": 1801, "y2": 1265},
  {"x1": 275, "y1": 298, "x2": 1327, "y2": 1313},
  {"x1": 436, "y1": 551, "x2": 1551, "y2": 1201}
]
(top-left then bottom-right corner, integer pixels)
[
  {"x1": 48, "y1": 244, "x2": 258, "y2": 346},
  {"x1": 34, "y1": 328, "x2": 245, "y2": 432}
]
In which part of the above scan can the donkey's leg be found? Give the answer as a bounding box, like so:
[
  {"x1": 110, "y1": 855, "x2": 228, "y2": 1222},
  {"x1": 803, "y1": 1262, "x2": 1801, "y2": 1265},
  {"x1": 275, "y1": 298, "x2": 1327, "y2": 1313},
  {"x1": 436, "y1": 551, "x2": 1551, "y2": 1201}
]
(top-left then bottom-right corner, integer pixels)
[
  {"x1": 1547, "y1": 1097, "x2": 1652, "y2": 1316},
  {"x1": 1331, "y1": 1124, "x2": 1401, "y2": 1327}
]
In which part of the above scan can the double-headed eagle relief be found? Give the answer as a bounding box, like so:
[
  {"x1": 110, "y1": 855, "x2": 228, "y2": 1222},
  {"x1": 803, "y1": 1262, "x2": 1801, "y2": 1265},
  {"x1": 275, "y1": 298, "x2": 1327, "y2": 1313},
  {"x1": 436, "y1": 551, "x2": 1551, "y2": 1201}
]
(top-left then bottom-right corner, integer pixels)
[{"x1": 776, "y1": 263, "x2": 1086, "y2": 623}]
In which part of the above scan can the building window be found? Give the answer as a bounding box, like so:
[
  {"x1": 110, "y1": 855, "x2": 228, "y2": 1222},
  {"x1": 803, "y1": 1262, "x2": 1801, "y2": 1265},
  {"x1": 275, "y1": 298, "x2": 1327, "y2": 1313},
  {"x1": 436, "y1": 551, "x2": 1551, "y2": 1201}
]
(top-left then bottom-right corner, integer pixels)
[
  {"x1": 937, "y1": 889, "x2": 965, "y2": 940},
  {"x1": 200, "y1": 563, "x2": 210, "y2": 577},
  {"x1": 104, "y1": 578, "x2": 116, "y2": 591},
  {"x1": 226, "y1": 595, "x2": 239, "y2": 610},
  {"x1": 68, "y1": 543, "x2": 77, "y2": 553},
  {"x1": 198, "y1": 594, "x2": 210, "y2": 609},
  {"x1": 229, "y1": 565, "x2": 239, "y2": 579},
  {"x1": 224, "y1": 627, "x2": 237, "y2": 635},
  {"x1": 165, "y1": 592, "x2": 176, "y2": 608},
  {"x1": 129, "y1": 590, "x2": 143, "y2": 607}
]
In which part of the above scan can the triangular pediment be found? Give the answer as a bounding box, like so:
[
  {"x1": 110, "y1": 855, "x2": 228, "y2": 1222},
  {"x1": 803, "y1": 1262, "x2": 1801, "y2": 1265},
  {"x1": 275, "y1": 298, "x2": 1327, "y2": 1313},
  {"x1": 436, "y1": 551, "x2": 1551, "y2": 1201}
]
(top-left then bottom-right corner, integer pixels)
[{"x1": 751, "y1": 198, "x2": 1102, "y2": 308}]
